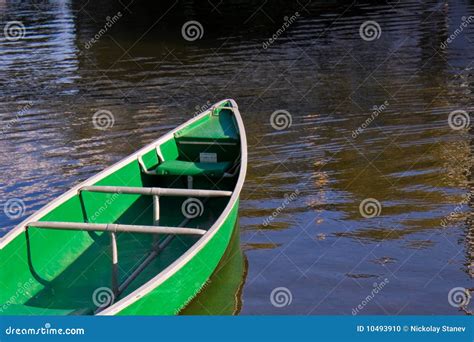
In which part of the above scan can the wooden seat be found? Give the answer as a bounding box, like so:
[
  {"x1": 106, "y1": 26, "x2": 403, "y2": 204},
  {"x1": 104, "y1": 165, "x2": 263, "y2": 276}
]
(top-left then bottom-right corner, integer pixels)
[{"x1": 155, "y1": 160, "x2": 232, "y2": 177}]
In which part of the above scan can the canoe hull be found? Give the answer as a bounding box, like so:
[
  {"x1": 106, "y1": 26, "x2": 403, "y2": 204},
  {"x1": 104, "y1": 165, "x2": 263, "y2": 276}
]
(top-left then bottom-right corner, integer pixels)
[
  {"x1": 0, "y1": 99, "x2": 247, "y2": 316},
  {"x1": 116, "y1": 199, "x2": 239, "y2": 315},
  {"x1": 181, "y1": 221, "x2": 246, "y2": 315}
]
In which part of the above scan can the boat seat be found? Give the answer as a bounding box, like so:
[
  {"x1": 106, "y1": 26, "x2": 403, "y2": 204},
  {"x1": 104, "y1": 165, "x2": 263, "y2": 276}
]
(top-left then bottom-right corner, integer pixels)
[
  {"x1": 155, "y1": 160, "x2": 232, "y2": 177},
  {"x1": 1, "y1": 304, "x2": 93, "y2": 316}
]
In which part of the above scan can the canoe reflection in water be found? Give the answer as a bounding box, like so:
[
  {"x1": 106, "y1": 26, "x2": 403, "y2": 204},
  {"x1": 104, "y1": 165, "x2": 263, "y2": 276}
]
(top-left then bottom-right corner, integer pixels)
[{"x1": 182, "y1": 224, "x2": 248, "y2": 315}]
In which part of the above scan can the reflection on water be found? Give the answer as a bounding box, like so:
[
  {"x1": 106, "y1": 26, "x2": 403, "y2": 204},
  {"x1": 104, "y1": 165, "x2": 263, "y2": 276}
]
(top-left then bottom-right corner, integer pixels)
[
  {"x1": 181, "y1": 224, "x2": 247, "y2": 315},
  {"x1": 0, "y1": 0, "x2": 473, "y2": 315}
]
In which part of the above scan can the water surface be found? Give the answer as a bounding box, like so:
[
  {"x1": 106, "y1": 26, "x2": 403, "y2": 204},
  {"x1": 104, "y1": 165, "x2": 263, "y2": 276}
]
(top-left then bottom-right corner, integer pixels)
[{"x1": 0, "y1": 0, "x2": 473, "y2": 315}]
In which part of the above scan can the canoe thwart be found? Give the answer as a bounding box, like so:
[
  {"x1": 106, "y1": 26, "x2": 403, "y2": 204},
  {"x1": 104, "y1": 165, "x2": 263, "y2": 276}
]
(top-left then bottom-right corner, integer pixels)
[
  {"x1": 110, "y1": 232, "x2": 119, "y2": 300},
  {"x1": 79, "y1": 185, "x2": 232, "y2": 197},
  {"x1": 115, "y1": 212, "x2": 196, "y2": 301},
  {"x1": 26, "y1": 221, "x2": 206, "y2": 236}
]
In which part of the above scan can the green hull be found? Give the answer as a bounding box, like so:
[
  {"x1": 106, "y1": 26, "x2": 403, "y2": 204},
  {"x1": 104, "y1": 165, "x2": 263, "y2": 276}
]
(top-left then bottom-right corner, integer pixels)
[
  {"x1": 119, "y1": 200, "x2": 239, "y2": 315},
  {"x1": 0, "y1": 99, "x2": 247, "y2": 316},
  {"x1": 181, "y1": 223, "x2": 246, "y2": 315}
]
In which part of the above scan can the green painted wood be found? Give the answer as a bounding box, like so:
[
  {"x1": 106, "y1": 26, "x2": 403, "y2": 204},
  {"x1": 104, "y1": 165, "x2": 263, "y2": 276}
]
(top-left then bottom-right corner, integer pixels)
[
  {"x1": 155, "y1": 160, "x2": 232, "y2": 177},
  {"x1": 116, "y1": 200, "x2": 239, "y2": 315},
  {"x1": 175, "y1": 108, "x2": 238, "y2": 142},
  {"x1": 0, "y1": 105, "x2": 244, "y2": 316},
  {"x1": 180, "y1": 223, "x2": 246, "y2": 315}
]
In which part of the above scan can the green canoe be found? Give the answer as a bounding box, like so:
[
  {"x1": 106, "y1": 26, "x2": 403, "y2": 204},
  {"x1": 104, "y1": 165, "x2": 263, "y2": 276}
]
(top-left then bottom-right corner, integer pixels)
[
  {"x1": 181, "y1": 224, "x2": 247, "y2": 315},
  {"x1": 0, "y1": 99, "x2": 247, "y2": 316}
]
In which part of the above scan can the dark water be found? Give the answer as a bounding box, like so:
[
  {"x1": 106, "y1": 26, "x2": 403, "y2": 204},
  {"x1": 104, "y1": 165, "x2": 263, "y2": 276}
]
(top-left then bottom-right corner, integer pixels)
[{"x1": 1, "y1": 0, "x2": 473, "y2": 315}]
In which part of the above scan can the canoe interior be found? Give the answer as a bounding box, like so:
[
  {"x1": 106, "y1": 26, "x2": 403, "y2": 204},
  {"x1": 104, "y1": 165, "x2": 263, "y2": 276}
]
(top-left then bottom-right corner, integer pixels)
[{"x1": 0, "y1": 102, "x2": 241, "y2": 315}]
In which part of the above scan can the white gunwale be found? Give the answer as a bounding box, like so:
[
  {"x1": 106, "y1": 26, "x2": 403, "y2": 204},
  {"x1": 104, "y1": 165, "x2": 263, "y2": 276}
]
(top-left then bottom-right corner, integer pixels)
[{"x1": 0, "y1": 99, "x2": 247, "y2": 316}]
